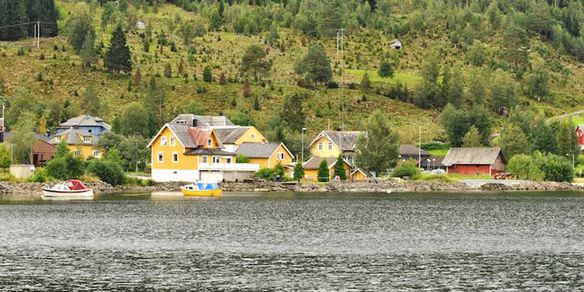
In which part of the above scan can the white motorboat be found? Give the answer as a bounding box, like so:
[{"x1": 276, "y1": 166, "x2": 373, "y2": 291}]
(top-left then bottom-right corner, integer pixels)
[{"x1": 42, "y1": 180, "x2": 94, "y2": 199}]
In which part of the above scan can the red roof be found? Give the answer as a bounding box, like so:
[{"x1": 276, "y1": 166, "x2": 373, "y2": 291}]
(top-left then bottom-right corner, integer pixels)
[{"x1": 188, "y1": 128, "x2": 213, "y2": 147}]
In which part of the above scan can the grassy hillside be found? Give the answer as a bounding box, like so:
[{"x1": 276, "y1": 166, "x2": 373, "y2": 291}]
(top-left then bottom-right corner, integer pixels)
[{"x1": 0, "y1": 1, "x2": 583, "y2": 148}]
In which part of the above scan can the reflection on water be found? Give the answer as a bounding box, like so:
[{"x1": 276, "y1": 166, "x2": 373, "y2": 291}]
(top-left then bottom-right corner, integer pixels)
[{"x1": 1, "y1": 192, "x2": 583, "y2": 290}]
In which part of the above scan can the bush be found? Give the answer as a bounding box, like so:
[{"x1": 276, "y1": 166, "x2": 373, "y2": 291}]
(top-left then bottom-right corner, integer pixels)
[
  {"x1": 87, "y1": 160, "x2": 126, "y2": 186},
  {"x1": 256, "y1": 167, "x2": 275, "y2": 180},
  {"x1": 236, "y1": 154, "x2": 250, "y2": 163},
  {"x1": 31, "y1": 168, "x2": 50, "y2": 183},
  {"x1": 508, "y1": 152, "x2": 573, "y2": 182},
  {"x1": 391, "y1": 160, "x2": 419, "y2": 178},
  {"x1": 45, "y1": 155, "x2": 85, "y2": 180}
]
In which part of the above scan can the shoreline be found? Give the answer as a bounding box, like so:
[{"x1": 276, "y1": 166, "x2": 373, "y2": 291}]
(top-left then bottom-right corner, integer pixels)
[{"x1": 1, "y1": 179, "x2": 583, "y2": 197}]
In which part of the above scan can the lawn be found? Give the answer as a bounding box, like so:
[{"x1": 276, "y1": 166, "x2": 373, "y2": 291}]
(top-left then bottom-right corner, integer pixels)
[
  {"x1": 346, "y1": 69, "x2": 421, "y2": 87},
  {"x1": 428, "y1": 149, "x2": 449, "y2": 157}
]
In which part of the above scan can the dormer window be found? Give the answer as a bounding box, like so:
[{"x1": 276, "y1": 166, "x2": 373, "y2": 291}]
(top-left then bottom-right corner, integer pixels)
[
  {"x1": 83, "y1": 136, "x2": 92, "y2": 144},
  {"x1": 207, "y1": 138, "x2": 212, "y2": 147}
]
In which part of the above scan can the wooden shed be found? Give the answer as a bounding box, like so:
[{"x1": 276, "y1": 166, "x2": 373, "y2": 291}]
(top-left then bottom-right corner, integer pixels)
[{"x1": 442, "y1": 147, "x2": 506, "y2": 176}]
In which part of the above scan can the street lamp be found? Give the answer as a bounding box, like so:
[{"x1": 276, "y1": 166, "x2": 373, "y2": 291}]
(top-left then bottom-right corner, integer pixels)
[
  {"x1": 301, "y1": 128, "x2": 307, "y2": 162},
  {"x1": 426, "y1": 159, "x2": 431, "y2": 171},
  {"x1": 432, "y1": 158, "x2": 436, "y2": 170}
]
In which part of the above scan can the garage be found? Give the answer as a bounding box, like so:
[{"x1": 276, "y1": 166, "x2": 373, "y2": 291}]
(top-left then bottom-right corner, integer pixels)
[{"x1": 199, "y1": 170, "x2": 224, "y2": 183}]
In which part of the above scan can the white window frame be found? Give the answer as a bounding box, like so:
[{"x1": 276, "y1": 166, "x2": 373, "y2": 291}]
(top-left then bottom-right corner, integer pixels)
[
  {"x1": 277, "y1": 152, "x2": 284, "y2": 160},
  {"x1": 73, "y1": 150, "x2": 81, "y2": 157},
  {"x1": 328, "y1": 141, "x2": 333, "y2": 150},
  {"x1": 93, "y1": 150, "x2": 101, "y2": 158},
  {"x1": 212, "y1": 156, "x2": 221, "y2": 164},
  {"x1": 172, "y1": 152, "x2": 179, "y2": 163},
  {"x1": 161, "y1": 137, "x2": 167, "y2": 146},
  {"x1": 158, "y1": 152, "x2": 164, "y2": 163},
  {"x1": 202, "y1": 156, "x2": 208, "y2": 164},
  {"x1": 318, "y1": 142, "x2": 323, "y2": 150},
  {"x1": 83, "y1": 136, "x2": 92, "y2": 144},
  {"x1": 170, "y1": 137, "x2": 176, "y2": 146}
]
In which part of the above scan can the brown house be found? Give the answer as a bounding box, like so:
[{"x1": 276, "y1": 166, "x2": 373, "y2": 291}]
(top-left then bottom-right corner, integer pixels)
[
  {"x1": 3, "y1": 132, "x2": 56, "y2": 167},
  {"x1": 442, "y1": 147, "x2": 506, "y2": 176}
]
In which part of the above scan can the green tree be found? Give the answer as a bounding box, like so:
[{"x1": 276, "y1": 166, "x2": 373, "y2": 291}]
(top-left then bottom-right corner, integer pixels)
[
  {"x1": 499, "y1": 124, "x2": 529, "y2": 160},
  {"x1": 440, "y1": 104, "x2": 471, "y2": 147},
  {"x1": 121, "y1": 102, "x2": 151, "y2": 137},
  {"x1": 527, "y1": 66, "x2": 551, "y2": 101},
  {"x1": 104, "y1": 25, "x2": 132, "y2": 74},
  {"x1": 507, "y1": 154, "x2": 544, "y2": 181},
  {"x1": 503, "y1": 20, "x2": 529, "y2": 71},
  {"x1": 360, "y1": 72, "x2": 372, "y2": 91},
  {"x1": 355, "y1": 110, "x2": 400, "y2": 175},
  {"x1": 333, "y1": 155, "x2": 347, "y2": 180},
  {"x1": 11, "y1": 111, "x2": 37, "y2": 164},
  {"x1": 293, "y1": 161, "x2": 305, "y2": 181},
  {"x1": 66, "y1": 3, "x2": 94, "y2": 52},
  {"x1": 144, "y1": 76, "x2": 166, "y2": 135},
  {"x1": 228, "y1": 111, "x2": 255, "y2": 126},
  {"x1": 391, "y1": 160, "x2": 419, "y2": 178},
  {"x1": 81, "y1": 86, "x2": 101, "y2": 116},
  {"x1": 240, "y1": 45, "x2": 272, "y2": 81},
  {"x1": 490, "y1": 69, "x2": 517, "y2": 114},
  {"x1": 414, "y1": 54, "x2": 441, "y2": 108},
  {"x1": 281, "y1": 92, "x2": 305, "y2": 132},
  {"x1": 378, "y1": 60, "x2": 393, "y2": 78},
  {"x1": 236, "y1": 154, "x2": 250, "y2": 163},
  {"x1": 556, "y1": 119, "x2": 579, "y2": 157},
  {"x1": 318, "y1": 1, "x2": 342, "y2": 37},
  {"x1": 294, "y1": 44, "x2": 332, "y2": 85},
  {"x1": 466, "y1": 42, "x2": 487, "y2": 67},
  {"x1": 88, "y1": 158, "x2": 126, "y2": 186},
  {"x1": 462, "y1": 126, "x2": 482, "y2": 147},
  {"x1": 203, "y1": 66, "x2": 213, "y2": 82},
  {"x1": 181, "y1": 100, "x2": 205, "y2": 115},
  {"x1": 80, "y1": 31, "x2": 97, "y2": 67},
  {"x1": 317, "y1": 159, "x2": 330, "y2": 182},
  {"x1": 530, "y1": 123, "x2": 559, "y2": 154},
  {"x1": 0, "y1": 144, "x2": 12, "y2": 170}
]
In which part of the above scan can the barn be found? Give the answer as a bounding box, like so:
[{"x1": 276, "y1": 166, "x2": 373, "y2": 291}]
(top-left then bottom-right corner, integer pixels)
[{"x1": 442, "y1": 147, "x2": 506, "y2": 176}]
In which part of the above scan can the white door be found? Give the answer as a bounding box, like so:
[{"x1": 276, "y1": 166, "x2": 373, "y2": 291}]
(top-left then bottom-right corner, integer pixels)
[{"x1": 200, "y1": 171, "x2": 223, "y2": 183}]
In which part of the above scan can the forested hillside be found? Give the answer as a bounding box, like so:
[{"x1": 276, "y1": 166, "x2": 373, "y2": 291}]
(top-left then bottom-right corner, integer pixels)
[{"x1": 0, "y1": 0, "x2": 583, "y2": 157}]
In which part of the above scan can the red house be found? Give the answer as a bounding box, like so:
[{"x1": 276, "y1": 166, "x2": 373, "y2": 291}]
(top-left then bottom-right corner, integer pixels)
[
  {"x1": 576, "y1": 125, "x2": 584, "y2": 150},
  {"x1": 442, "y1": 147, "x2": 506, "y2": 176}
]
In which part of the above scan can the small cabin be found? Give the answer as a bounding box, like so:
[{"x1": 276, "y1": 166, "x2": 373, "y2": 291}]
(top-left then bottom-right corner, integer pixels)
[{"x1": 390, "y1": 39, "x2": 402, "y2": 50}]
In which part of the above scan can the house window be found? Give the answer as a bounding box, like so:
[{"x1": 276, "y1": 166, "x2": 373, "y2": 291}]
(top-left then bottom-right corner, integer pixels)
[
  {"x1": 172, "y1": 152, "x2": 179, "y2": 163},
  {"x1": 161, "y1": 137, "x2": 167, "y2": 146},
  {"x1": 226, "y1": 157, "x2": 232, "y2": 163},
  {"x1": 170, "y1": 137, "x2": 176, "y2": 146},
  {"x1": 207, "y1": 139, "x2": 212, "y2": 147},
  {"x1": 251, "y1": 134, "x2": 255, "y2": 139},
  {"x1": 213, "y1": 156, "x2": 221, "y2": 163},
  {"x1": 158, "y1": 152, "x2": 164, "y2": 163},
  {"x1": 93, "y1": 150, "x2": 101, "y2": 158},
  {"x1": 83, "y1": 136, "x2": 92, "y2": 144},
  {"x1": 202, "y1": 156, "x2": 208, "y2": 163},
  {"x1": 328, "y1": 141, "x2": 333, "y2": 150},
  {"x1": 318, "y1": 142, "x2": 323, "y2": 150},
  {"x1": 73, "y1": 150, "x2": 81, "y2": 157},
  {"x1": 277, "y1": 152, "x2": 284, "y2": 160}
]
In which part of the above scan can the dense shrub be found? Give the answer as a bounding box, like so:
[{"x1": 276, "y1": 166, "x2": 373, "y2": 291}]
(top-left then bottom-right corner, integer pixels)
[
  {"x1": 391, "y1": 160, "x2": 420, "y2": 178},
  {"x1": 507, "y1": 152, "x2": 573, "y2": 182},
  {"x1": 45, "y1": 155, "x2": 85, "y2": 180},
  {"x1": 87, "y1": 160, "x2": 126, "y2": 186}
]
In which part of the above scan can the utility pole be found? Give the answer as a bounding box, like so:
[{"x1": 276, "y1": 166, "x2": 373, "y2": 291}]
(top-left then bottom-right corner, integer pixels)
[
  {"x1": 337, "y1": 28, "x2": 345, "y2": 132},
  {"x1": 37, "y1": 21, "x2": 41, "y2": 48},
  {"x1": 418, "y1": 126, "x2": 422, "y2": 168}
]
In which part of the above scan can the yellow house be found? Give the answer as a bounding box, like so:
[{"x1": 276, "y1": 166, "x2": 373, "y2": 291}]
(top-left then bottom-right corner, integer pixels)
[
  {"x1": 235, "y1": 142, "x2": 294, "y2": 169},
  {"x1": 49, "y1": 128, "x2": 103, "y2": 159},
  {"x1": 303, "y1": 156, "x2": 352, "y2": 181},
  {"x1": 213, "y1": 126, "x2": 267, "y2": 152},
  {"x1": 308, "y1": 130, "x2": 363, "y2": 165}
]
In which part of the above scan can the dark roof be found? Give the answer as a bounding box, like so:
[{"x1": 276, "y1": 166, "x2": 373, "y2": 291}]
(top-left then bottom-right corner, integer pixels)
[
  {"x1": 58, "y1": 115, "x2": 111, "y2": 130},
  {"x1": 236, "y1": 142, "x2": 286, "y2": 158},
  {"x1": 310, "y1": 131, "x2": 363, "y2": 152},
  {"x1": 399, "y1": 144, "x2": 430, "y2": 156},
  {"x1": 214, "y1": 127, "x2": 251, "y2": 144},
  {"x1": 4, "y1": 131, "x2": 52, "y2": 143},
  {"x1": 184, "y1": 148, "x2": 234, "y2": 156},
  {"x1": 171, "y1": 114, "x2": 234, "y2": 127},
  {"x1": 49, "y1": 128, "x2": 100, "y2": 146},
  {"x1": 442, "y1": 148, "x2": 504, "y2": 166},
  {"x1": 303, "y1": 156, "x2": 350, "y2": 170}
]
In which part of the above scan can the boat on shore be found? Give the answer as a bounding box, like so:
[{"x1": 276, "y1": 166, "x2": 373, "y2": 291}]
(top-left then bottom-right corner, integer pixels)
[
  {"x1": 42, "y1": 180, "x2": 94, "y2": 200},
  {"x1": 181, "y1": 182, "x2": 222, "y2": 197}
]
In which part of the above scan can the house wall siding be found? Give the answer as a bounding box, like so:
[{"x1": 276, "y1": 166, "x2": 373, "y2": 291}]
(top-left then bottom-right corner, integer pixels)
[
  {"x1": 577, "y1": 128, "x2": 584, "y2": 146},
  {"x1": 310, "y1": 136, "x2": 341, "y2": 158},
  {"x1": 151, "y1": 127, "x2": 198, "y2": 170},
  {"x1": 447, "y1": 165, "x2": 491, "y2": 175},
  {"x1": 234, "y1": 127, "x2": 266, "y2": 146}
]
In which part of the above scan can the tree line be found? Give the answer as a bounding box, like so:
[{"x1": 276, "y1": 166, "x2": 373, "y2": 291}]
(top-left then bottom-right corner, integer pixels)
[{"x1": 0, "y1": 0, "x2": 59, "y2": 41}]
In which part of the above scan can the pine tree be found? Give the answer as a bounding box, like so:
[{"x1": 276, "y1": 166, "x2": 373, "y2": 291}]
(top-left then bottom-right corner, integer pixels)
[
  {"x1": 333, "y1": 155, "x2": 347, "y2": 180},
  {"x1": 281, "y1": 92, "x2": 305, "y2": 132},
  {"x1": 253, "y1": 95, "x2": 261, "y2": 110},
  {"x1": 317, "y1": 159, "x2": 330, "y2": 182},
  {"x1": 360, "y1": 72, "x2": 371, "y2": 91},
  {"x1": 203, "y1": 67, "x2": 213, "y2": 82},
  {"x1": 293, "y1": 161, "x2": 305, "y2": 181},
  {"x1": 355, "y1": 110, "x2": 400, "y2": 175},
  {"x1": 240, "y1": 45, "x2": 272, "y2": 81},
  {"x1": 134, "y1": 67, "x2": 142, "y2": 87},
  {"x1": 104, "y1": 25, "x2": 132, "y2": 74},
  {"x1": 294, "y1": 44, "x2": 332, "y2": 85},
  {"x1": 81, "y1": 86, "x2": 101, "y2": 116},
  {"x1": 378, "y1": 60, "x2": 393, "y2": 78},
  {"x1": 66, "y1": 3, "x2": 94, "y2": 52},
  {"x1": 4, "y1": 0, "x2": 28, "y2": 41},
  {"x1": 163, "y1": 63, "x2": 172, "y2": 78},
  {"x1": 499, "y1": 124, "x2": 529, "y2": 160},
  {"x1": 80, "y1": 31, "x2": 97, "y2": 67}
]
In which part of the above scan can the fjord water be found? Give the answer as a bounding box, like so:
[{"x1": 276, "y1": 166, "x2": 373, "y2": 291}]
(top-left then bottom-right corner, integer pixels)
[{"x1": 1, "y1": 192, "x2": 583, "y2": 290}]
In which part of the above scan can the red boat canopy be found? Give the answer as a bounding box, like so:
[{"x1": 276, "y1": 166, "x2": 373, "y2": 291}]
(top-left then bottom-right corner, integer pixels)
[{"x1": 66, "y1": 180, "x2": 89, "y2": 191}]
